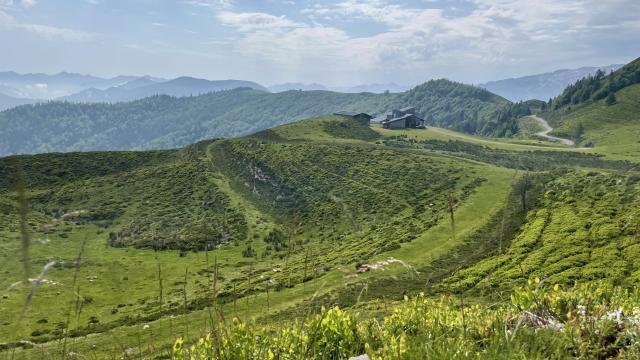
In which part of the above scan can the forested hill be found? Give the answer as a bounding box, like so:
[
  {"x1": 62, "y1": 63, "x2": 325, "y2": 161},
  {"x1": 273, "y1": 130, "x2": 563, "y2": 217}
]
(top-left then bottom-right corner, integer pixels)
[
  {"x1": 0, "y1": 79, "x2": 511, "y2": 156},
  {"x1": 550, "y1": 56, "x2": 640, "y2": 110},
  {"x1": 538, "y1": 56, "x2": 640, "y2": 159}
]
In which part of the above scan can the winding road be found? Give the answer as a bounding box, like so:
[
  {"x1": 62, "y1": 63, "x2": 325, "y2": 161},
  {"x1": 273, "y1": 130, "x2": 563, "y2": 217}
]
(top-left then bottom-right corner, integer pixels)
[{"x1": 529, "y1": 115, "x2": 575, "y2": 146}]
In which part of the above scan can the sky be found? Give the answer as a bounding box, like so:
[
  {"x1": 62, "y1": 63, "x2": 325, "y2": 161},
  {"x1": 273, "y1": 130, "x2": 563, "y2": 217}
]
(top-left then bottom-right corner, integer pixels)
[{"x1": 1, "y1": 0, "x2": 639, "y2": 86}]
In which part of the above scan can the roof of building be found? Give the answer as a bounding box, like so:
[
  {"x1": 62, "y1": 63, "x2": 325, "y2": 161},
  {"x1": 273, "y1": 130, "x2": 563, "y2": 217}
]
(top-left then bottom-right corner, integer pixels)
[
  {"x1": 382, "y1": 113, "x2": 424, "y2": 123},
  {"x1": 333, "y1": 111, "x2": 372, "y2": 118}
]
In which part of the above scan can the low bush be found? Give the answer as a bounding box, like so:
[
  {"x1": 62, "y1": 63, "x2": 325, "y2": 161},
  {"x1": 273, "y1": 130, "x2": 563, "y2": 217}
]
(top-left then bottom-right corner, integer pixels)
[{"x1": 174, "y1": 280, "x2": 640, "y2": 359}]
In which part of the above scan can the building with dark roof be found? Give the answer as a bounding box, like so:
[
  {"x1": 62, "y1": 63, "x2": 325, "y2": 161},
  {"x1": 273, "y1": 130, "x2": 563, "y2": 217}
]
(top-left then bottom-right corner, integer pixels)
[
  {"x1": 381, "y1": 106, "x2": 425, "y2": 129},
  {"x1": 333, "y1": 111, "x2": 373, "y2": 125}
]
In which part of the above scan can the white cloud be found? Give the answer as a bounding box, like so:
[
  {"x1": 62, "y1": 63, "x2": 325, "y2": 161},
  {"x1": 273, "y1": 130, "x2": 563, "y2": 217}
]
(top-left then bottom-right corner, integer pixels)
[
  {"x1": 216, "y1": 0, "x2": 639, "y2": 84},
  {"x1": 182, "y1": 0, "x2": 232, "y2": 8},
  {"x1": 0, "y1": 0, "x2": 35, "y2": 9},
  {"x1": 0, "y1": 9, "x2": 95, "y2": 41},
  {"x1": 217, "y1": 11, "x2": 304, "y2": 32}
]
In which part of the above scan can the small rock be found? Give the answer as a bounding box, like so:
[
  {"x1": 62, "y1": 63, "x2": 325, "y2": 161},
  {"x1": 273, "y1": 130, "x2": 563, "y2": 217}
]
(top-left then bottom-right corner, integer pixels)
[
  {"x1": 349, "y1": 355, "x2": 370, "y2": 360},
  {"x1": 121, "y1": 347, "x2": 136, "y2": 359}
]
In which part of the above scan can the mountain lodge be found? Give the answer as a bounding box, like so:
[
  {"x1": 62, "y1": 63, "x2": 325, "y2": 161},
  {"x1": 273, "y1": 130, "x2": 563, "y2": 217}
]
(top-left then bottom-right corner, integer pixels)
[
  {"x1": 333, "y1": 111, "x2": 373, "y2": 125},
  {"x1": 379, "y1": 107, "x2": 426, "y2": 129}
]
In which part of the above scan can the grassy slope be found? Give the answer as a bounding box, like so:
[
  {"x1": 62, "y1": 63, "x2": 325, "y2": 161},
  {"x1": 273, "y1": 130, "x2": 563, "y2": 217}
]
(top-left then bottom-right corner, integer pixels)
[
  {"x1": 551, "y1": 84, "x2": 640, "y2": 161},
  {"x1": 3, "y1": 113, "x2": 639, "y2": 358},
  {"x1": 444, "y1": 169, "x2": 640, "y2": 294},
  {"x1": 1, "y1": 116, "x2": 518, "y2": 358}
]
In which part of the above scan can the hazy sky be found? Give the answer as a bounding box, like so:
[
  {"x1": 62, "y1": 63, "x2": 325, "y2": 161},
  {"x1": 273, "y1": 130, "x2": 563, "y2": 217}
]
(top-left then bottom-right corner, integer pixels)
[{"x1": 1, "y1": 0, "x2": 638, "y2": 86}]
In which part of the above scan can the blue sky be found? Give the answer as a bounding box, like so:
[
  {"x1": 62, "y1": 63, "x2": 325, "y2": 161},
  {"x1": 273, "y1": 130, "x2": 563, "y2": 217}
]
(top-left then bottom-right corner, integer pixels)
[{"x1": 1, "y1": 0, "x2": 638, "y2": 86}]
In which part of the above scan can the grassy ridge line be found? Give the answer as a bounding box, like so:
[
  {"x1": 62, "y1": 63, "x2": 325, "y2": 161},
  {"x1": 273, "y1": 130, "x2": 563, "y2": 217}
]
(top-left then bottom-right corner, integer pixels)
[{"x1": 261, "y1": 169, "x2": 527, "y2": 323}]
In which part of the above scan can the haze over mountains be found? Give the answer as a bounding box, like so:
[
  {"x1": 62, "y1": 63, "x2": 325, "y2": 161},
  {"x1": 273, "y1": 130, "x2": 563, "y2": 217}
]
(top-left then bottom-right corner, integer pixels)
[
  {"x1": 0, "y1": 72, "x2": 266, "y2": 110},
  {"x1": 0, "y1": 71, "x2": 142, "y2": 99},
  {"x1": 267, "y1": 82, "x2": 411, "y2": 93},
  {"x1": 480, "y1": 64, "x2": 623, "y2": 102},
  {"x1": 0, "y1": 64, "x2": 622, "y2": 111},
  {"x1": 61, "y1": 77, "x2": 268, "y2": 103}
]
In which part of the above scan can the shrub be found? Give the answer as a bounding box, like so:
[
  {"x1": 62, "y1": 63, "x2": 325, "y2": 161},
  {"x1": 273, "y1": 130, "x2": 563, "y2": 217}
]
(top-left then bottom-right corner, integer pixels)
[{"x1": 174, "y1": 281, "x2": 640, "y2": 359}]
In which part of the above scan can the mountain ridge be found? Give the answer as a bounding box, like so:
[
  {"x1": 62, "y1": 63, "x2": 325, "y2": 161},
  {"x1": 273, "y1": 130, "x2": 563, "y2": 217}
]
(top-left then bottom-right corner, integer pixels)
[
  {"x1": 60, "y1": 76, "x2": 268, "y2": 103},
  {"x1": 480, "y1": 64, "x2": 622, "y2": 101}
]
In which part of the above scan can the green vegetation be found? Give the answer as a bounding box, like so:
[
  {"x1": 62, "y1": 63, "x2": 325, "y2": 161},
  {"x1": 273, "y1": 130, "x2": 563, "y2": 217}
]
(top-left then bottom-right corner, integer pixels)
[
  {"x1": 2, "y1": 102, "x2": 640, "y2": 359},
  {"x1": 445, "y1": 169, "x2": 640, "y2": 293},
  {"x1": 549, "y1": 84, "x2": 640, "y2": 160},
  {"x1": 1, "y1": 116, "x2": 500, "y2": 357},
  {"x1": 177, "y1": 281, "x2": 640, "y2": 359},
  {"x1": 381, "y1": 135, "x2": 634, "y2": 171},
  {"x1": 517, "y1": 115, "x2": 545, "y2": 137},
  {"x1": 551, "y1": 57, "x2": 640, "y2": 109},
  {"x1": 0, "y1": 79, "x2": 513, "y2": 156},
  {"x1": 538, "y1": 56, "x2": 640, "y2": 161},
  {"x1": 398, "y1": 79, "x2": 512, "y2": 136}
]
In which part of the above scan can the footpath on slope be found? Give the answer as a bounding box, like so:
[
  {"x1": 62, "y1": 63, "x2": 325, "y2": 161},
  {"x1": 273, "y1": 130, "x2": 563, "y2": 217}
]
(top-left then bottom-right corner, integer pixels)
[{"x1": 528, "y1": 115, "x2": 575, "y2": 146}]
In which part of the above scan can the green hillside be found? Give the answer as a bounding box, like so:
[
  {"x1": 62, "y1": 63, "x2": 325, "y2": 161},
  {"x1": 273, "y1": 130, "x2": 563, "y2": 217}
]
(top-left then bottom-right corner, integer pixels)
[
  {"x1": 445, "y1": 169, "x2": 640, "y2": 293},
  {"x1": 0, "y1": 116, "x2": 504, "y2": 354},
  {"x1": 2, "y1": 113, "x2": 639, "y2": 358},
  {"x1": 550, "y1": 84, "x2": 640, "y2": 160},
  {"x1": 550, "y1": 57, "x2": 640, "y2": 109},
  {"x1": 0, "y1": 79, "x2": 511, "y2": 156},
  {"x1": 539, "y1": 57, "x2": 640, "y2": 160}
]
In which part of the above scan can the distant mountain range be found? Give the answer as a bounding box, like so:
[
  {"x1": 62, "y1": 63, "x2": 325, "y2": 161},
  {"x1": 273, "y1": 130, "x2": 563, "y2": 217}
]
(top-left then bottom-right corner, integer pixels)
[
  {"x1": 0, "y1": 71, "x2": 266, "y2": 110},
  {"x1": 0, "y1": 71, "x2": 144, "y2": 99},
  {"x1": 0, "y1": 65, "x2": 625, "y2": 111},
  {"x1": 267, "y1": 83, "x2": 329, "y2": 92},
  {"x1": 61, "y1": 77, "x2": 268, "y2": 103},
  {"x1": 480, "y1": 64, "x2": 622, "y2": 102},
  {"x1": 268, "y1": 82, "x2": 410, "y2": 93}
]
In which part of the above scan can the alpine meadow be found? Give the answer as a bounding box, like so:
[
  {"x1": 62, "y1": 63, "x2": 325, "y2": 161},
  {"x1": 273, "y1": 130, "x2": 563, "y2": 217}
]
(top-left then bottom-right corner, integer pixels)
[{"x1": 1, "y1": 1, "x2": 640, "y2": 359}]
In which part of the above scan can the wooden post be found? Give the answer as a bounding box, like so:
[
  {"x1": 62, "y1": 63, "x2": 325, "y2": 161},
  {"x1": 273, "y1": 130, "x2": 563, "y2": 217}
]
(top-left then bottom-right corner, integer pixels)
[{"x1": 448, "y1": 189, "x2": 456, "y2": 242}]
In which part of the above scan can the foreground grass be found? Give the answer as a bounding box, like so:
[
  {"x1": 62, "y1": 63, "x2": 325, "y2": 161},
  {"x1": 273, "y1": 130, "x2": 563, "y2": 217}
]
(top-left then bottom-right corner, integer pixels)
[{"x1": 176, "y1": 280, "x2": 640, "y2": 359}]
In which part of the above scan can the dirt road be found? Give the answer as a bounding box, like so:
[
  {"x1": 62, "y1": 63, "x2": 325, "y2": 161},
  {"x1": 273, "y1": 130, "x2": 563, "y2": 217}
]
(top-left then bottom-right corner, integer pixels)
[{"x1": 529, "y1": 115, "x2": 575, "y2": 146}]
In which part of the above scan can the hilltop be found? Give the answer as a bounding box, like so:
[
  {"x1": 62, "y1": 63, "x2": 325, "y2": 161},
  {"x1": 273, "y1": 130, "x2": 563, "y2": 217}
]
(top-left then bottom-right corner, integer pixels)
[{"x1": 0, "y1": 79, "x2": 511, "y2": 156}]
